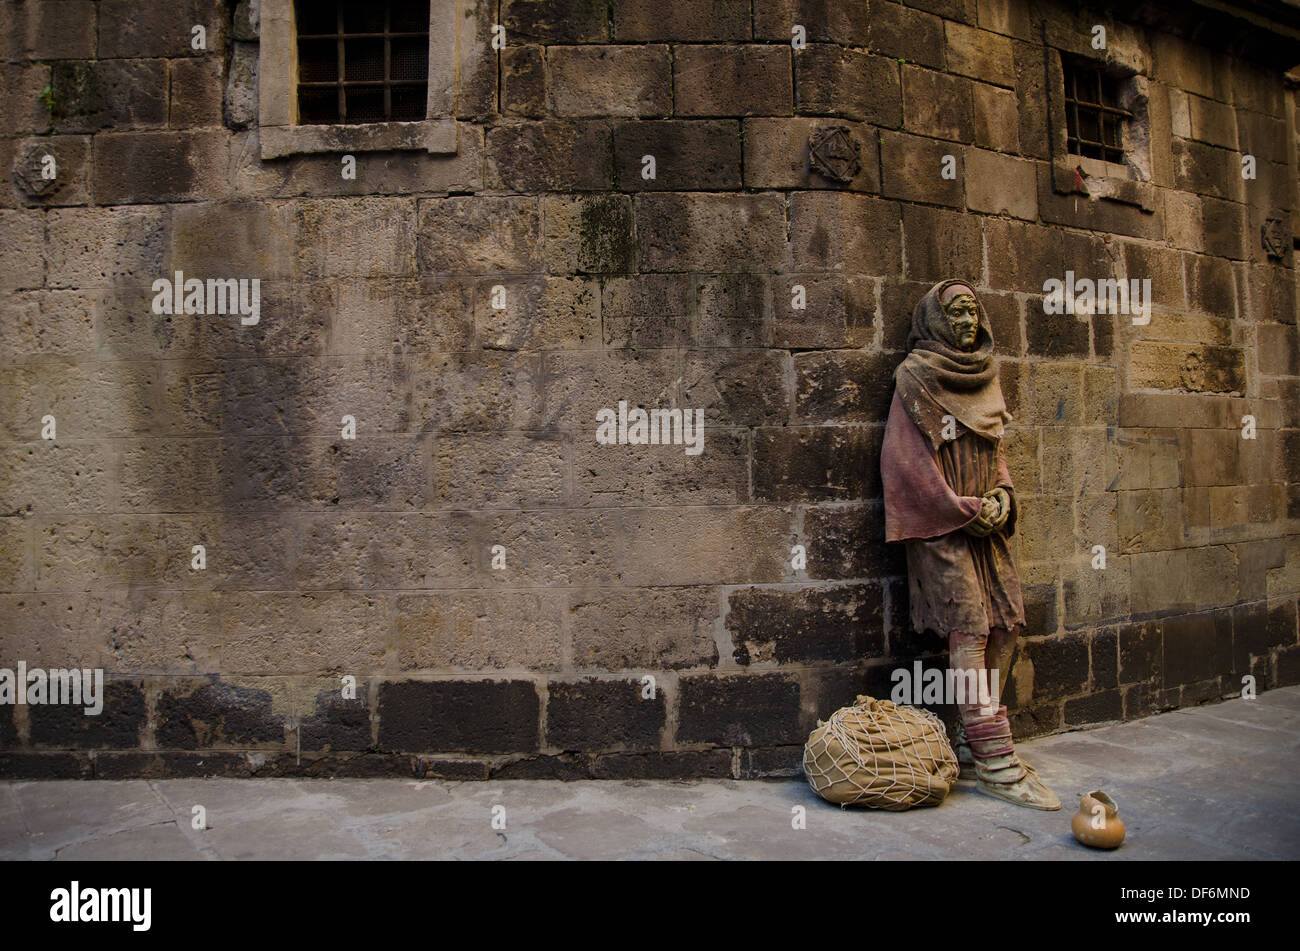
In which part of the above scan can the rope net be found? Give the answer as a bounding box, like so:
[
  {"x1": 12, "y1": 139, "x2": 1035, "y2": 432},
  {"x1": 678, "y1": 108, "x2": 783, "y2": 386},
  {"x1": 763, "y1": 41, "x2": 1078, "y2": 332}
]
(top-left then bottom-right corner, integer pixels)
[{"x1": 803, "y1": 694, "x2": 960, "y2": 811}]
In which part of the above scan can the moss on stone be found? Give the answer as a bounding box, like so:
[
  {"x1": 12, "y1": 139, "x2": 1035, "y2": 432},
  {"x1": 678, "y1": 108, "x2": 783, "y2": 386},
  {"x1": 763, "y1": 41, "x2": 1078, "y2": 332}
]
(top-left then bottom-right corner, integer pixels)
[{"x1": 579, "y1": 195, "x2": 634, "y2": 273}]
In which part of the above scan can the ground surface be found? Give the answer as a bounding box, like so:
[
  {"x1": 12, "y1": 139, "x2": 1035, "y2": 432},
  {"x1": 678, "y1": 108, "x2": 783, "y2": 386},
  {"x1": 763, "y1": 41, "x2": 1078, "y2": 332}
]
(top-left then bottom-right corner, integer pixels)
[{"x1": 3, "y1": 687, "x2": 1297, "y2": 860}]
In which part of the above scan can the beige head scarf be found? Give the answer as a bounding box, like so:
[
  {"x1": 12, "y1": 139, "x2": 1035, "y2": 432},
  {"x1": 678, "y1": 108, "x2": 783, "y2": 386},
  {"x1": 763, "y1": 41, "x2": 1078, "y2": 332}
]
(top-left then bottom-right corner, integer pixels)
[{"x1": 893, "y1": 279, "x2": 1011, "y2": 447}]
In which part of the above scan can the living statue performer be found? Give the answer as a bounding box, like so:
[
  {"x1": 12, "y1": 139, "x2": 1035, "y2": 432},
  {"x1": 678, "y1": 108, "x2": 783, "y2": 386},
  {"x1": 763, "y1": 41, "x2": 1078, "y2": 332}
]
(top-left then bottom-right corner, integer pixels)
[{"x1": 880, "y1": 279, "x2": 1061, "y2": 810}]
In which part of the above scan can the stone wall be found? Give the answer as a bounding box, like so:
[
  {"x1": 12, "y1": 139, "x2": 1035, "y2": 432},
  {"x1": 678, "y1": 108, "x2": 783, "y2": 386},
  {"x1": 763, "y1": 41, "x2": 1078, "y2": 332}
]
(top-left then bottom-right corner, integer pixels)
[{"x1": 1, "y1": 0, "x2": 1298, "y2": 779}]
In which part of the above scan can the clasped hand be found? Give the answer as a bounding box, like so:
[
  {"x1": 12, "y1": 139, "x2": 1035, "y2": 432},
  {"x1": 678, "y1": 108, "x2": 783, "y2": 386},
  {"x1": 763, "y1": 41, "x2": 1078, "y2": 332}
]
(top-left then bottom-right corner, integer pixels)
[{"x1": 963, "y1": 487, "x2": 1010, "y2": 537}]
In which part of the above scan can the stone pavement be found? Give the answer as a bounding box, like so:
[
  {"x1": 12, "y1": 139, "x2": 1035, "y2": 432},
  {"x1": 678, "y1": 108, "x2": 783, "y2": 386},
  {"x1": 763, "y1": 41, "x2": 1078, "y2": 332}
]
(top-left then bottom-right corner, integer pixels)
[{"x1": 3, "y1": 687, "x2": 1297, "y2": 861}]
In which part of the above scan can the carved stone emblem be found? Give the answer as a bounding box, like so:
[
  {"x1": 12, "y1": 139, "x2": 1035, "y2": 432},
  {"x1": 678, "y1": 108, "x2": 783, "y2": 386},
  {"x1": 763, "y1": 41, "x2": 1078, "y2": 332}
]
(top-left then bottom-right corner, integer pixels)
[
  {"x1": 808, "y1": 126, "x2": 861, "y2": 184},
  {"x1": 1261, "y1": 216, "x2": 1287, "y2": 261}
]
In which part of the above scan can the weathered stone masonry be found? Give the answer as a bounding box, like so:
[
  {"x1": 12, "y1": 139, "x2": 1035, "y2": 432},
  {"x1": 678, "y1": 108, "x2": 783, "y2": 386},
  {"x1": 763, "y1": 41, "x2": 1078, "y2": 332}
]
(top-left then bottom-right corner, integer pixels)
[{"x1": 1, "y1": 0, "x2": 1298, "y2": 779}]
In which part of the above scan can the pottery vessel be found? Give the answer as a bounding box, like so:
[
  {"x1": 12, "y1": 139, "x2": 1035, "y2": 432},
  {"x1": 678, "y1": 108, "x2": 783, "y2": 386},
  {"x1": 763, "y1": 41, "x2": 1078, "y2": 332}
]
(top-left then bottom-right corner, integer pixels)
[{"x1": 1071, "y1": 789, "x2": 1125, "y2": 849}]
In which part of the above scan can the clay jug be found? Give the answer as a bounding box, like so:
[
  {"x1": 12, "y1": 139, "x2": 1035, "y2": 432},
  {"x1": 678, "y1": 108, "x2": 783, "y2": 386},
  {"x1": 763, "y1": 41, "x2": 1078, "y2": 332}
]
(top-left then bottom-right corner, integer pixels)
[{"x1": 1071, "y1": 790, "x2": 1125, "y2": 849}]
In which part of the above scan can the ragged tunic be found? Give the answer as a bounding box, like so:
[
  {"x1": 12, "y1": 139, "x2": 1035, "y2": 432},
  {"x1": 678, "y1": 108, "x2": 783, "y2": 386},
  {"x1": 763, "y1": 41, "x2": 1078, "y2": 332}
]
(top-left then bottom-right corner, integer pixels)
[{"x1": 881, "y1": 391, "x2": 1025, "y2": 638}]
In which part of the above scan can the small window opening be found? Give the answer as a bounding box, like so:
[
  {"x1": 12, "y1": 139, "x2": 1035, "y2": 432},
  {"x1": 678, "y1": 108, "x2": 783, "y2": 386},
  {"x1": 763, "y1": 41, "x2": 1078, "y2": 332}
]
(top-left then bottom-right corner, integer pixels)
[
  {"x1": 1062, "y1": 59, "x2": 1131, "y2": 164},
  {"x1": 295, "y1": 0, "x2": 430, "y2": 125}
]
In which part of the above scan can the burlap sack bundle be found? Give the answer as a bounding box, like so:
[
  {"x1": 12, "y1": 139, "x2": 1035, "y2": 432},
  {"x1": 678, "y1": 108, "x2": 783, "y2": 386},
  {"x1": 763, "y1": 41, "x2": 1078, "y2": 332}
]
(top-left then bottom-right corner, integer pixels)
[{"x1": 803, "y1": 694, "x2": 959, "y2": 811}]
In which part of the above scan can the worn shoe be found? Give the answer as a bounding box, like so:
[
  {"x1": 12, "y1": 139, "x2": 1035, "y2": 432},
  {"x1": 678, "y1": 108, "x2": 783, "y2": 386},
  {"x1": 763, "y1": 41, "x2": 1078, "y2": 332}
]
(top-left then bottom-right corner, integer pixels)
[
  {"x1": 955, "y1": 740, "x2": 977, "y2": 781},
  {"x1": 977, "y1": 768, "x2": 1062, "y2": 811}
]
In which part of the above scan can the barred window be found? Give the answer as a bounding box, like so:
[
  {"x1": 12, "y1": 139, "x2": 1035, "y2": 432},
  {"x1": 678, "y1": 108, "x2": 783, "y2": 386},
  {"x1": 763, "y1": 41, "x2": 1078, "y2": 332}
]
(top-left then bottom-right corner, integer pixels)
[
  {"x1": 1062, "y1": 59, "x2": 1131, "y2": 164},
  {"x1": 295, "y1": 0, "x2": 430, "y2": 125}
]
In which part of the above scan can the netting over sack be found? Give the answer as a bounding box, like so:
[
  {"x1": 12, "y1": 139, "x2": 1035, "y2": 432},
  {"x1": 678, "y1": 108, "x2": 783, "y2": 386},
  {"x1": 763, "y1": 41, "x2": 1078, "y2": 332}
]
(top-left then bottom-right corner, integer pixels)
[{"x1": 803, "y1": 694, "x2": 959, "y2": 811}]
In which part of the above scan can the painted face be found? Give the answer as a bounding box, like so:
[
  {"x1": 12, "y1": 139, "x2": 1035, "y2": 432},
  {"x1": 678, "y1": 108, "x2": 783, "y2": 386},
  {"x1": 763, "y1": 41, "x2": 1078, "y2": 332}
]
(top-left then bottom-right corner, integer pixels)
[{"x1": 943, "y1": 293, "x2": 980, "y2": 351}]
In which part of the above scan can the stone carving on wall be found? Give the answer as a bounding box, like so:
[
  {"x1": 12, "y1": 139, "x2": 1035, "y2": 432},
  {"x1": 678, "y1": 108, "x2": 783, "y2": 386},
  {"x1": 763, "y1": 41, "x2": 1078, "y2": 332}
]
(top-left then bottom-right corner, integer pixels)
[
  {"x1": 808, "y1": 125, "x2": 861, "y2": 184},
  {"x1": 1262, "y1": 216, "x2": 1287, "y2": 260}
]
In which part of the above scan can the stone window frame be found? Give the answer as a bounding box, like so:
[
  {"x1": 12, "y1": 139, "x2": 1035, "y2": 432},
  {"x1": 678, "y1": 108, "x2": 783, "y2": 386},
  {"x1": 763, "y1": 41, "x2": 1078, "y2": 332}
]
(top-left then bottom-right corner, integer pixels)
[
  {"x1": 1046, "y1": 46, "x2": 1157, "y2": 212},
  {"x1": 258, "y1": 0, "x2": 460, "y2": 159}
]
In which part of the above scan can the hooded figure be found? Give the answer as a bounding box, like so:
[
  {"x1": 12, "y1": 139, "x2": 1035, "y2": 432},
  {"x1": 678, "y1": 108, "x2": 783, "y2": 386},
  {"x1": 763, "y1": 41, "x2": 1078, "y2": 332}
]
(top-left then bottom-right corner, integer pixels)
[{"x1": 881, "y1": 279, "x2": 1060, "y2": 811}]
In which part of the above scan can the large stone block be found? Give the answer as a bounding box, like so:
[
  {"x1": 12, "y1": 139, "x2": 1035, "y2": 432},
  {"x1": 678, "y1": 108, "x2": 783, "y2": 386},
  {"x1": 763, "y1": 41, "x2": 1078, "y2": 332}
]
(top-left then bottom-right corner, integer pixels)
[
  {"x1": 753, "y1": 0, "x2": 869, "y2": 42},
  {"x1": 1258, "y1": 323, "x2": 1300, "y2": 377},
  {"x1": 572, "y1": 424, "x2": 749, "y2": 506},
  {"x1": 170, "y1": 201, "x2": 296, "y2": 280},
  {"x1": 418, "y1": 196, "x2": 542, "y2": 272},
  {"x1": 488, "y1": 118, "x2": 618, "y2": 192},
  {"x1": 674, "y1": 45, "x2": 792, "y2": 117},
  {"x1": 295, "y1": 513, "x2": 462, "y2": 591},
  {"x1": 752, "y1": 425, "x2": 882, "y2": 501},
  {"x1": 615, "y1": 120, "x2": 742, "y2": 191},
  {"x1": 602, "y1": 274, "x2": 694, "y2": 348},
  {"x1": 1118, "y1": 620, "x2": 1162, "y2": 684},
  {"x1": 794, "y1": 349, "x2": 896, "y2": 423},
  {"x1": 0, "y1": 443, "x2": 115, "y2": 515},
  {"x1": 297, "y1": 198, "x2": 416, "y2": 279},
  {"x1": 697, "y1": 274, "x2": 770, "y2": 347},
  {"x1": 977, "y1": 81, "x2": 1024, "y2": 153},
  {"x1": 98, "y1": 0, "x2": 221, "y2": 58},
  {"x1": 964, "y1": 148, "x2": 1037, "y2": 220},
  {"x1": 944, "y1": 21, "x2": 1015, "y2": 87},
  {"x1": 614, "y1": 0, "x2": 750, "y2": 40},
  {"x1": 743, "y1": 118, "x2": 879, "y2": 192},
  {"x1": 637, "y1": 193, "x2": 787, "y2": 272},
  {"x1": 29, "y1": 682, "x2": 146, "y2": 750},
  {"x1": 616, "y1": 506, "x2": 791, "y2": 586},
  {"x1": 332, "y1": 276, "x2": 475, "y2": 354},
  {"x1": 49, "y1": 60, "x2": 167, "y2": 133},
  {"x1": 542, "y1": 348, "x2": 679, "y2": 432},
  {"x1": 880, "y1": 131, "x2": 964, "y2": 208},
  {"x1": 548, "y1": 45, "x2": 671, "y2": 117},
  {"x1": 677, "y1": 674, "x2": 803, "y2": 746},
  {"x1": 1171, "y1": 139, "x2": 1245, "y2": 203},
  {"x1": 434, "y1": 431, "x2": 568, "y2": 508},
  {"x1": 1130, "y1": 342, "x2": 1245, "y2": 394},
  {"x1": 570, "y1": 586, "x2": 719, "y2": 669},
  {"x1": 902, "y1": 204, "x2": 982, "y2": 284},
  {"x1": 727, "y1": 583, "x2": 884, "y2": 664},
  {"x1": 0, "y1": 517, "x2": 32, "y2": 591},
  {"x1": 459, "y1": 510, "x2": 620, "y2": 587},
  {"x1": 155, "y1": 681, "x2": 285, "y2": 750},
  {"x1": 502, "y1": 0, "x2": 610, "y2": 42},
  {"x1": 396, "y1": 592, "x2": 564, "y2": 670},
  {"x1": 216, "y1": 591, "x2": 390, "y2": 674},
  {"x1": 477, "y1": 275, "x2": 599, "y2": 350},
  {"x1": 902, "y1": 65, "x2": 974, "y2": 142},
  {"x1": 299, "y1": 687, "x2": 372, "y2": 752},
  {"x1": 377, "y1": 680, "x2": 540, "y2": 753},
  {"x1": 790, "y1": 192, "x2": 901, "y2": 276},
  {"x1": 187, "y1": 281, "x2": 331, "y2": 358},
  {"x1": 773, "y1": 276, "x2": 875, "y2": 348},
  {"x1": 411, "y1": 351, "x2": 543, "y2": 431},
  {"x1": 1063, "y1": 688, "x2": 1122, "y2": 726},
  {"x1": 22, "y1": 0, "x2": 97, "y2": 59},
  {"x1": 869, "y1": 1, "x2": 944, "y2": 69},
  {"x1": 502, "y1": 45, "x2": 546, "y2": 118},
  {"x1": 545, "y1": 678, "x2": 666, "y2": 750},
  {"x1": 161, "y1": 514, "x2": 295, "y2": 589},
  {"x1": 0, "y1": 211, "x2": 45, "y2": 292},
  {"x1": 796, "y1": 47, "x2": 901, "y2": 127},
  {"x1": 169, "y1": 56, "x2": 224, "y2": 128},
  {"x1": 1162, "y1": 611, "x2": 1235, "y2": 685},
  {"x1": 541, "y1": 194, "x2": 635, "y2": 274},
  {"x1": 4, "y1": 361, "x2": 161, "y2": 441},
  {"x1": 45, "y1": 206, "x2": 166, "y2": 290},
  {"x1": 802, "y1": 502, "x2": 905, "y2": 580},
  {"x1": 1022, "y1": 632, "x2": 1088, "y2": 700}
]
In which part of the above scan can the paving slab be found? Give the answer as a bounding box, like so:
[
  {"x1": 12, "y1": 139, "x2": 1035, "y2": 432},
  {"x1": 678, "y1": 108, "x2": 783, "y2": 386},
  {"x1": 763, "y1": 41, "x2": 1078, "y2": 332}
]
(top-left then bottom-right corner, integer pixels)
[{"x1": 2, "y1": 688, "x2": 1298, "y2": 860}]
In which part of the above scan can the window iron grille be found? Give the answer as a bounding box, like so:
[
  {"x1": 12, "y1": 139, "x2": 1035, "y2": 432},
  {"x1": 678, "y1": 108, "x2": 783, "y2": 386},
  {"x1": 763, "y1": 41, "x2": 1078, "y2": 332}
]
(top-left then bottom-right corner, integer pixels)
[
  {"x1": 1062, "y1": 59, "x2": 1131, "y2": 164},
  {"x1": 295, "y1": 0, "x2": 430, "y2": 125}
]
